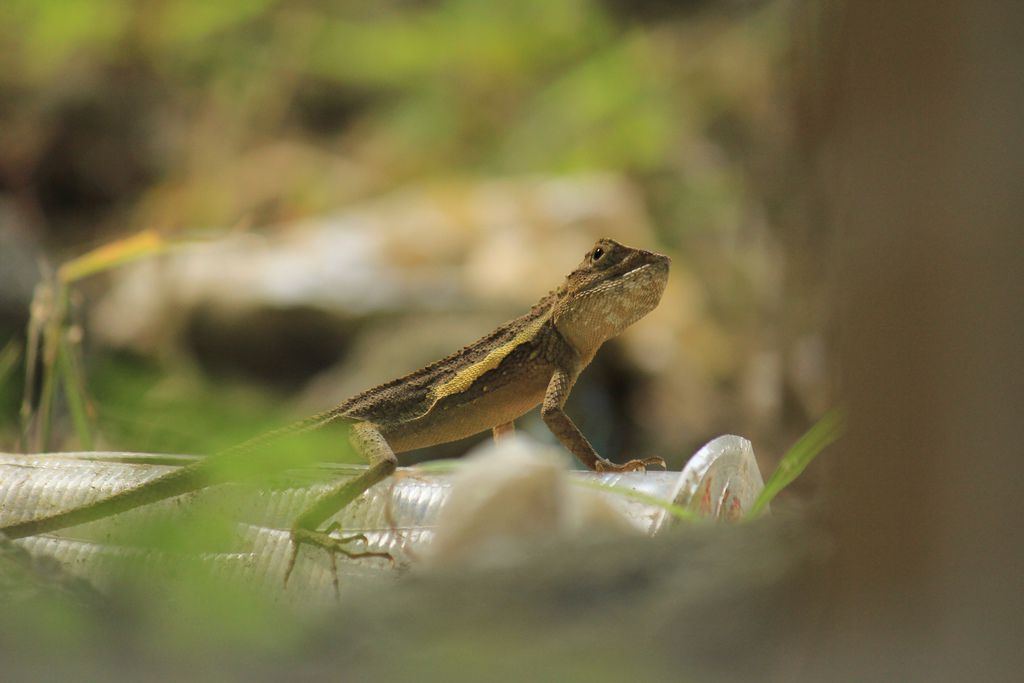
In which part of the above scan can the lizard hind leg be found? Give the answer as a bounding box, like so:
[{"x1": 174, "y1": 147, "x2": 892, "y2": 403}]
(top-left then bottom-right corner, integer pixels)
[
  {"x1": 492, "y1": 421, "x2": 516, "y2": 442},
  {"x1": 284, "y1": 421, "x2": 397, "y2": 596}
]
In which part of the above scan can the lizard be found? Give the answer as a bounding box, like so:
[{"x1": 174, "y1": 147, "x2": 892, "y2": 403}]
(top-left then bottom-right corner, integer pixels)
[{"x1": 0, "y1": 238, "x2": 671, "y2": 582}]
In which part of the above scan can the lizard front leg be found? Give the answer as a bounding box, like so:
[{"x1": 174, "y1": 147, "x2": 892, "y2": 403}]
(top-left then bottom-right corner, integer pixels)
[
  {"x1": 284, "y1": 421, "x2": 397, "y2": 591},
  {"x1": 541, "y1": 366, "x2": 665, "y2": 473}
]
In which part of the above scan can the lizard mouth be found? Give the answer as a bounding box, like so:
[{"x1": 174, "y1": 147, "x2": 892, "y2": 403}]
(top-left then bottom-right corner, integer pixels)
[
  {"x1": 612, "y1": 254, "x2": 671, "y2": 282},
  {"x1": 584, "y1": 259, "x2": 669, "y2": 302}
]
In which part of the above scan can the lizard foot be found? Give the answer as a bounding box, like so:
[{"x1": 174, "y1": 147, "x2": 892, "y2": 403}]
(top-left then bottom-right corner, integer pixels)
[
  {"x1": 284, "y1": 526, "x2": 394, "y2": 597},
  {"x1": 594, "y1": 456, "x2": 667, "y2": 473}
]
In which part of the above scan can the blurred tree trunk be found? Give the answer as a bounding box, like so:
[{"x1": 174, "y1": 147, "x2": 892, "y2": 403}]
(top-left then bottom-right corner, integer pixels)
[{"x1": 799, "y1": 2, "x2": 1024, "y2": 680}]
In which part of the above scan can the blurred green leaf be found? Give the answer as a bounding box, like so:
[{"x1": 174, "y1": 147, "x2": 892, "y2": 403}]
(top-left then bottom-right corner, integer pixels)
[
  {"x1": 155, "y1": 0, "x2": 276, "y2": 46},
  {"x1": 499, "y1": 34, "x2": 677, "y2": 171},
  {"x1": 750, "y1": 409, "x2": 845, "y2": 516},
  {"x1": 306, "y1": 0, "x2": 607, "y2": 87}
]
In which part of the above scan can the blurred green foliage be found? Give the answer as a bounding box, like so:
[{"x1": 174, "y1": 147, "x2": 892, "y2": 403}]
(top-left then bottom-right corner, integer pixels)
[
  {"x1": 0, "y1": 0, "x2": 785, "y2": 238},
  {"x1": 88, "y1": 352, "x2": 356, "y2": 459}
]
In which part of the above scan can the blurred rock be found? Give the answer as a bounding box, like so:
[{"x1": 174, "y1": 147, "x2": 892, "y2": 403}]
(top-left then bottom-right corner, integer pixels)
[
  {"x1": 92, "y1": 173, "x2": 658, "y2": 353},
  {"x1": 424, "y1": 437, "x2": 643, "y2": 568}
]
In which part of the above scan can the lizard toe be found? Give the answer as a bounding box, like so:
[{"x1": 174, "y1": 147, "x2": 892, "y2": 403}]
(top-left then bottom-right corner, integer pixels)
[
  {"x1": 284, "y1": 527, "x2": 393, "y2": 597},
  {"x1": 594, "y1": 456, "x2": 666, "y2": 473}
]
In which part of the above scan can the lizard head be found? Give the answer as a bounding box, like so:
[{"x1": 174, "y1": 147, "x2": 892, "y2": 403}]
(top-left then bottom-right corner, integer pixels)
[{"x1": 552, "y1": 238, "x2": 670, "y2": 359}]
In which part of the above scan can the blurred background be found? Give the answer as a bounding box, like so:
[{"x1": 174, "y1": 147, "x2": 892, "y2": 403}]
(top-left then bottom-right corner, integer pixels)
[
  {"x1": 0, "y1": 0, "x2": 830, "y2": 471},
  {"x1": 3, "y1": 1, "x2": 1021, "y2": 681}
]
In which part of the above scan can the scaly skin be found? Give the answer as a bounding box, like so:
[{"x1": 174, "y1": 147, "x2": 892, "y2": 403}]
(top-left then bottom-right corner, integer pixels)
[{"x1": 1, "y1": 238, "x2": 671, "y2": 583}]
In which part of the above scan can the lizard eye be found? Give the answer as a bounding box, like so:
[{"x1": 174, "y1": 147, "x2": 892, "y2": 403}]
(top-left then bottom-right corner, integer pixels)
[{"x1": 591, "y1": 247, "x2": 605, "y2": 263}]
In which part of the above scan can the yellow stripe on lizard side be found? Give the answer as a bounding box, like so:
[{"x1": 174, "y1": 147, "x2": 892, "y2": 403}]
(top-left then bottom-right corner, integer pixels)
[{"x1": 428, "y1": 312, "x2": 550, "y2": 403}]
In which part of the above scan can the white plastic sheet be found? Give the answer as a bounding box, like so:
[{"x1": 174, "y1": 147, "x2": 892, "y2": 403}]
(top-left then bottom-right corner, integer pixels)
[{"x1": 0, "y1": 435, "x2": 762, "y2": 601}]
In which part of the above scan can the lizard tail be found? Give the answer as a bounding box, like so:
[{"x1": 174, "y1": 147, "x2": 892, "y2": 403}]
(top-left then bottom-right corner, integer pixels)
[
  {"x1": 217, "y1": 406, "x2": 349, "y2": 456},
  {"x1": 1, "y1": 466, "x2": 206, "y2": 540}
]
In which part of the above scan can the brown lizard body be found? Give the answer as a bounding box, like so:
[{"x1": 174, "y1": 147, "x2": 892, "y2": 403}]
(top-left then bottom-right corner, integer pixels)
[{"x1": 1, "y1": 238, "x2": 670, "y2": 579}]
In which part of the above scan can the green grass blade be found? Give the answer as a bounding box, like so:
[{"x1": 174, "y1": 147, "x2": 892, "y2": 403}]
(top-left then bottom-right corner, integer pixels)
[
  {"x1": 57, "y1": 329, "x2": 94, "y2": 450},
  {"x1": 57, "y1": 229, "x2": 169, "y2": 284},
  {"x1": 749, "y1": 408, "x2": 845, "y2": 516},
  {"x1": 32, "y1": 283, "x2": 67, "y2": 452},
  {"x1": 19, "y1": 283, "x2": 46, "y2": 447},
  {"x1": 18, "y1": 232, "x2": 172, "y2": 451}
]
